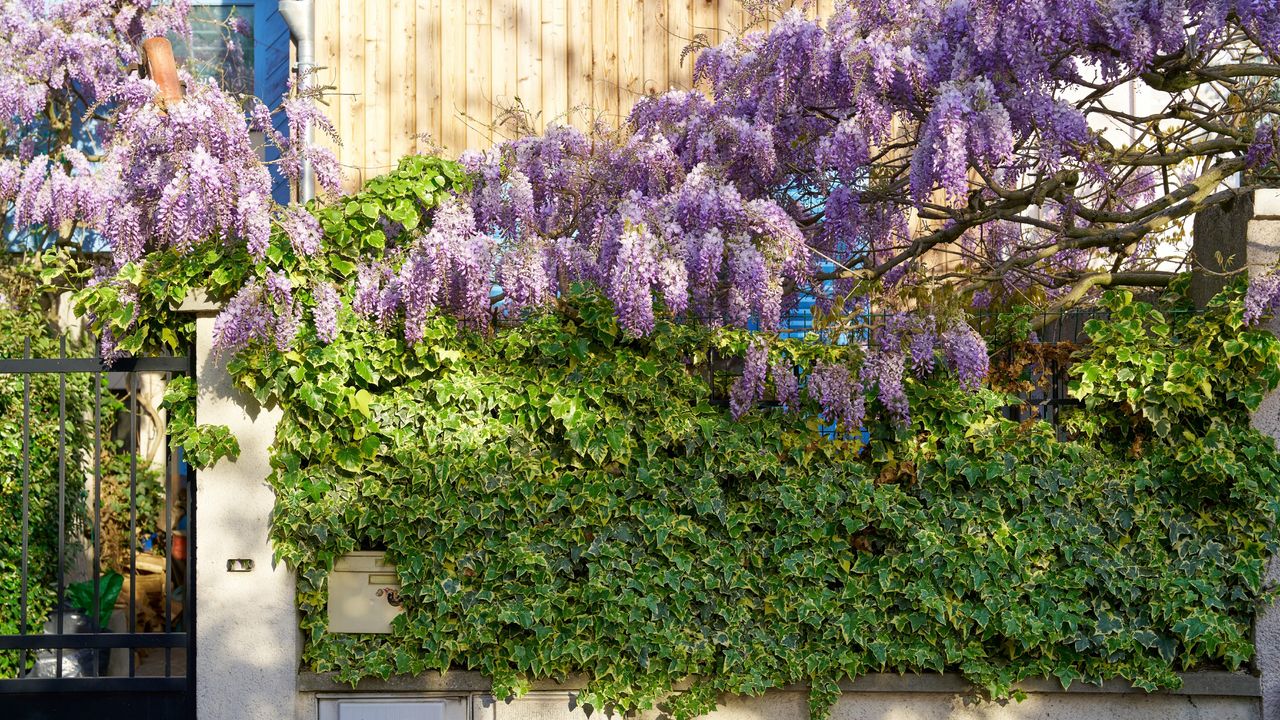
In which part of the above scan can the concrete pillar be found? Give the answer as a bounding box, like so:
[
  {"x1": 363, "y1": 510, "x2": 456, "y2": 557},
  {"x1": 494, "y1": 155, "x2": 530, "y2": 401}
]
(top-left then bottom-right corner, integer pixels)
[
  {"x1": 178, "y1": 298, "x2": 296, "y2": 720},
  {"x1": 1243, "y1": 189, "x2": 1280, "y2": 720}
]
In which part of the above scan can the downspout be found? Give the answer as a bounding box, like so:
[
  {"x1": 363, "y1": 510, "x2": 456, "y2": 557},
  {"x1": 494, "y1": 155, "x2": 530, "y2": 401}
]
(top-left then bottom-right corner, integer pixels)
[{"x1": 279, "y1": 0, "x2": 316, "y2": 202}]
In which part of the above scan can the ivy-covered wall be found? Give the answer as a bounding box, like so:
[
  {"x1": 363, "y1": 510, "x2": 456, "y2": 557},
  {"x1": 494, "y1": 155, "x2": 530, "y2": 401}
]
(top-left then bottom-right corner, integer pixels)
[
  {"x1": 233, "y1": 285, "x2": 1279, "y2": 720},
  {"x1": 91, "y1": 158, "x2": 1280, "y2": 719}
]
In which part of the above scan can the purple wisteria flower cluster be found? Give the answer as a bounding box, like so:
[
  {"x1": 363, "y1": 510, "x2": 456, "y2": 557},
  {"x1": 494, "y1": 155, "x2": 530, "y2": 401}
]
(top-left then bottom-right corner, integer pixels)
[
  {"x1": 729, "y1": 340, "x2": 769, "y2": 419},
  {"x1": 401, "y1": 0, "x2": 1280, "y2": 423},
  {"x1": 432, "y1": 0, "x2": 1280, "y2": 344},
  {"x1": 212, "y1": 271, "x2": 300, "y2": 356},
  {"x1": 9, "y1": 0, "x2": 1279, "y2": 430},
  {"x1": 350, "y1": 199, "x2": 497, "y2": 340},
  {"x1": 807, "y1": 361, "x2": 865, "y2": 432},
  {"x1": 781, "y1": 313, "x2": 991, "y2": 429},
  {"x1": 462, "y1": 140, "x2": 811, "y2": 337}
]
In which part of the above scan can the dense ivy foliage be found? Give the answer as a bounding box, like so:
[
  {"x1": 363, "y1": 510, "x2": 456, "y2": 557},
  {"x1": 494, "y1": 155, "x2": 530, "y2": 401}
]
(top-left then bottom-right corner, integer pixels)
[
  {"x1": 228, "y1": 281, "x2": 1280, "y2": 719},
  {"x1": 77, "y1": 156, "x2": 1280, "y2": 717},
  {"x1": 0, "y1": 306, "x2": 91, "y2": 678}
]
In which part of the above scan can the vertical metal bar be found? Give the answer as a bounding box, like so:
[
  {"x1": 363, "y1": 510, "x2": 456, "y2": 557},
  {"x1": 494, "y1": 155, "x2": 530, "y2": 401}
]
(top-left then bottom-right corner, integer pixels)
[
  {"x1": 19, "y1": 338, "x2": 31, "y2": 673},
  {"x1": 164, "y1": 373, "x2": 174, "y2": 676},
  {"x1": 55, "y1": 335, "x2": 66, "y2": 678},
  {"x1": 128, "y1": 372, "x2": 138, "y2": 677},
  {"x1": 92, "y1": 370, "x2": 103, "y2": 675},
  {"x1": 186, "y1": 350, "x2": 197, "y2": 711}
]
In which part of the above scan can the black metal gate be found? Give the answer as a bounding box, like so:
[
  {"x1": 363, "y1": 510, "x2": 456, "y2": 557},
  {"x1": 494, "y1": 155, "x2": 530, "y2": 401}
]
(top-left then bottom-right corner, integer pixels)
[{"x1": 0, "y1": 344, "x2": 196, "y2": 720}]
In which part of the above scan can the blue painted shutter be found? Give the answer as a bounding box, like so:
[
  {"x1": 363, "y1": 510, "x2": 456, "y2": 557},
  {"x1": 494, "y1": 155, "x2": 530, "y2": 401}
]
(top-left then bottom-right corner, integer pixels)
[{"x1": 253, "y1": 0, "x2": 293, "y2": 204}]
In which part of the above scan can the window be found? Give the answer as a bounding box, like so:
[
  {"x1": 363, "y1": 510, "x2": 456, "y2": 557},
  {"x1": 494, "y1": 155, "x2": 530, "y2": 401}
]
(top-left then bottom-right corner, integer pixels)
[
  {"x1": 173, "y1": 0, "x2": 293, "y2": 203},
  {"x1": 170, "y1": 5, "x2": 256, "y2": 96}
]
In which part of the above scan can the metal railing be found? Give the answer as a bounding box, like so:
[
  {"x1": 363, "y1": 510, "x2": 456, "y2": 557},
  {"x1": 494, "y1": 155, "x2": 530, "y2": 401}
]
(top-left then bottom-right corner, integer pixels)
[{"x1": 0, "y1": 342, "x2": 195, "y2": 717}]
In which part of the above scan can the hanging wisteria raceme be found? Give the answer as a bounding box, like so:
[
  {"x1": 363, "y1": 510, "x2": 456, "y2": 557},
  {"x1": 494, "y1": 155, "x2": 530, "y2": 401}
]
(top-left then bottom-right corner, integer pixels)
[
  {"x1": 941, "y1": 322, "x2": 991, "y2": 392},
  {"x1": 3, "y1": 0, "x2": 194, "y2": 253},
  {"x1": 729, "y1": 340, "x2": 769, "y2": 418},
  {"x1": 807, "y1": 361, "x2": 865, "y2": 433},
  {"x1": 102, "y1": 76, "x2": 275, "y2": 262},
  {"x1": 311, "y1": 281, "x2": 343, "y2": 345},
  {"x1": 770, "y1": 357, "x2": 799, "y2": 410},
  {"x1": 278, "y1": 204, "x2": 324, "y2": 257}
]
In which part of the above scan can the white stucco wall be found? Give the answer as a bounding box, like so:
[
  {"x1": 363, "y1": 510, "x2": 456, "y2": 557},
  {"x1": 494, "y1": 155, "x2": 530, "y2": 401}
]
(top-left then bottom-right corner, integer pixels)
[{"x1": 184, "y1": 304, "x2": 297, "y2": 720}]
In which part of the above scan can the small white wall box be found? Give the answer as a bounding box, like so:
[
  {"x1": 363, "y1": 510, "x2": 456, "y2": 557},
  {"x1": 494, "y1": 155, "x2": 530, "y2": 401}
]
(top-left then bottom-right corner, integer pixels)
[
  {"x1": 328, "y1": 551, "x2": 405, "y2": 634},
  {"x1": 317, "y1": 696, "x2": 466, "y2": 720}
]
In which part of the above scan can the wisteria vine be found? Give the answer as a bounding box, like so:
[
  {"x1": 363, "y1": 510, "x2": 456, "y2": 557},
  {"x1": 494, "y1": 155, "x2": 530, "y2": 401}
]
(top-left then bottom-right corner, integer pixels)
[{"x1": 8, "y1": 0, "x2": 1280, "y2": 429}]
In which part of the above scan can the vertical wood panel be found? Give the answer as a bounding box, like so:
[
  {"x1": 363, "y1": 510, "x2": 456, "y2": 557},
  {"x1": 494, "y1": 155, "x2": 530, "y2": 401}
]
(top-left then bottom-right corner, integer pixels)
[
  {"x1": 493, "y1": 0, "x2": 518, "y2": 139},
  {"x1": 617, "y1": 0, "x2": 643, "y2": 119},
  {"x1": 517, "y1": 0, "x2": 542, "y2": 132},
  {"x1": 668, "y1": 0, "x2": 694, "y2": 90},
  {"x1": 317, "y1": 0, "x2": 344, "y2": 181},
  {"x1": 717, "y1": 0, "x2": 743, "y2": 44},
  {"x1": 415, "y1": 0, "x2": 442, "y2": 152},
  {"x1": 566, "y1": 0, "x2": 593, "y2": 124},
  {"x1": 316, "y1": 2, "x2": 340, "y2": 137},
  {"x1": 364, "y1": 0, "x2": 391, "y2": 176},
  {"x1": 440, "y1": 0, "x2": 467, "y2": 154},
  {"x1": 692, "y1": 0, "x2": 718, "y2": 55},
  {"x1": 543, "y1": 0, "x2": 569, "y2": 127},
  {"x1": 465, "y1": 0, "x2": 492, "y2": 150},
  {"x1": 389, "y1": 0, "x2": 416, "y2": 163},
  {"x1": 593, "y1": 0, "x2": 619, "y2": 125},
  {"x1": 338, "y1": 0, "x2": 365, "y2": 187},
  {"x1": 642, "y1": 0, "x2": 669, "y2": 96},
  {"x1": 327, "y1": 0, "x2": 749, "y2": 185}
]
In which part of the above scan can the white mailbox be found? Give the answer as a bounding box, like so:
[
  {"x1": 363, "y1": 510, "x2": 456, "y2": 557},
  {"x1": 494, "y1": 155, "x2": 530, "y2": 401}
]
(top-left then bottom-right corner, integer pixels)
[{"x1": 328, "y1": 551, "x2": 404, "y2": 634}]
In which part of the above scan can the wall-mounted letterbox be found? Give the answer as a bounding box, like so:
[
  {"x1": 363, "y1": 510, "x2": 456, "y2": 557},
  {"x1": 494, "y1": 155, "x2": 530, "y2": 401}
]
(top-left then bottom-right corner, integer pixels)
[{"x1": 328, "y1": 551, "x2": 404, "y2": 634}]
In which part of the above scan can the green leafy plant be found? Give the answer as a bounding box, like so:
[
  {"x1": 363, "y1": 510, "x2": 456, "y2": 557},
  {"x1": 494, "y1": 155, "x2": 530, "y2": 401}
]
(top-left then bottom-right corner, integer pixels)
[
  {"x1": 66, "y1": 571, "x2": 123, "y2": 630},
  {"x1": 162, "y1": 377, "x2": 240, "y2": 469}
]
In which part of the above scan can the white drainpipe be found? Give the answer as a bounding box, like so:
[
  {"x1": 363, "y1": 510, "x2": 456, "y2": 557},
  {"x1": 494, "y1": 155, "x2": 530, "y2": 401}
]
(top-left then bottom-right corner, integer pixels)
[{"x1": 279, "y1": 0, "x2": 316, "y2": 202}]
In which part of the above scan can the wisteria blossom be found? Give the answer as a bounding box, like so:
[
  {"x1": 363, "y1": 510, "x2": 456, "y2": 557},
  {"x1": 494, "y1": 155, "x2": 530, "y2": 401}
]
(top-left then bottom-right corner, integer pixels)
[
  {"x1": 770, "y1": 358, "x2": 799, "y2": 410},
  {"x1": 352, "y1": 198, "x2": 497, "y2": 341},
  {"x1": 1, "y1": 0, "x2": 341, "y2": 360},
  {"x1": 941, "y1": 322, "x2": 991, "y2": 391},
  {"x1": 807, "y1": 361, "x2": 865, "y2": 432},
  {"x1": 312, "y1": 282, "x2": 342, "y2": 344},
  {"x1": 429, "y1": 0, "x2": 1280, "y2": 422},
  {"x1": 729, "y1": 341, "x2": 769, "y2": 418}
]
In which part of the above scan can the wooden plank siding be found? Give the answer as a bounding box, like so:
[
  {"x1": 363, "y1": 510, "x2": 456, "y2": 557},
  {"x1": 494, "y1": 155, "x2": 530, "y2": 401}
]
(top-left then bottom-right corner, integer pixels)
[{"x1": 314, "y1": 0, "x2": 826, "y2": 191}]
